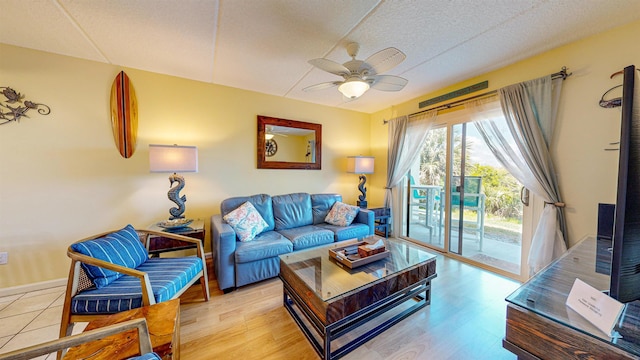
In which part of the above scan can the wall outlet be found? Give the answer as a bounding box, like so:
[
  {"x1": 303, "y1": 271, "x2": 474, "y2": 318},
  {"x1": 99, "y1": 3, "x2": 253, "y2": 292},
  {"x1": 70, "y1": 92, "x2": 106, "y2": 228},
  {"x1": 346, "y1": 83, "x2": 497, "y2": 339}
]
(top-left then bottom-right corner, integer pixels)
[{"x1": 0, "y1": 252, "x2": 7, "y2": 265}]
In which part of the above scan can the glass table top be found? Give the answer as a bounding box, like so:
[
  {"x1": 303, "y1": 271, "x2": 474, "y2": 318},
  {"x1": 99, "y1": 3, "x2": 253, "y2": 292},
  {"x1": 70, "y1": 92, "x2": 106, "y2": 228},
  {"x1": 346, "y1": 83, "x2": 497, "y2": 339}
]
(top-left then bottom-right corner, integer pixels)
[
  {"x1": 279, "y1": 236, "x2": 436, "y2": 302},
  {"x1": 506, "y1": 236, "x2": 640, "y2": 356}
]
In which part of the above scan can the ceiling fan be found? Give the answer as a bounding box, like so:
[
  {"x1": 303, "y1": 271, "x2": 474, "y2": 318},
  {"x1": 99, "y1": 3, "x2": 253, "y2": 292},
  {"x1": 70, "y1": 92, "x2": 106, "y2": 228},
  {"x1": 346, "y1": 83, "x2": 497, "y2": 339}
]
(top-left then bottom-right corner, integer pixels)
[
  {"x1": 304, "y1": 42, "x2": 408, "y2": 99},
  {"x1": 265, "y1": 125, "x2": 288, "y2": 139}
]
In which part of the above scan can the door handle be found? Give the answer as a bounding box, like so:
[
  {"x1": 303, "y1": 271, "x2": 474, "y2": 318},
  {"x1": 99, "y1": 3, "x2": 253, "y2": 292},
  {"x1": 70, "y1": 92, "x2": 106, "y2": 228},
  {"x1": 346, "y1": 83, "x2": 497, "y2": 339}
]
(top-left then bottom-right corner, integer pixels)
[{"x1": 520, "y1": 187, "x2": 530, "y2": 206}]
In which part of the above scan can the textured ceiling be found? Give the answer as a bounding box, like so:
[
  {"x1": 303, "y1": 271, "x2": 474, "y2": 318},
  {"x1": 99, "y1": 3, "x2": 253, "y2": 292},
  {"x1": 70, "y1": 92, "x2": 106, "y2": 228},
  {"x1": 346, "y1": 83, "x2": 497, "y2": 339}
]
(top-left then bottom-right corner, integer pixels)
[{"x1": 2, "y1": 0, "x2": 640, "y2": 114}]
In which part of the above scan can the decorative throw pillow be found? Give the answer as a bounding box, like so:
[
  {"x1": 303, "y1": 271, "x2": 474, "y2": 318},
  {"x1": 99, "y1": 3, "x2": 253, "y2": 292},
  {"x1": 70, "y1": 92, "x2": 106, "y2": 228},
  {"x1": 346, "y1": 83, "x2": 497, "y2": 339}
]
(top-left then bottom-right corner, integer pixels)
[
  {"x1": 70, "y1": 224, "x2": 149, "y2": 289},
  {"x1": 223, "y1": 201, "x2": 269, "y2": 242},
  {"x1": 324, "y1": 201, "x2": 360, "y2": 227}
]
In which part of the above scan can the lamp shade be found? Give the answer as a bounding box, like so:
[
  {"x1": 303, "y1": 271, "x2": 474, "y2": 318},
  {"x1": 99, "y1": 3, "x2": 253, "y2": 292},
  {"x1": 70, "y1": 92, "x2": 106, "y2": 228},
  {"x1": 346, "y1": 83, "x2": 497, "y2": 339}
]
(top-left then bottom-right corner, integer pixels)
[
  {"x1": 347, "y1": 156, "x2": 374, "y2": 174},
  {"x1": 149, "y1": 144, "x2": 198, "y2": 173},
  {"x1": 338, "y1": 79, "x2": 370, "y2": 99}
]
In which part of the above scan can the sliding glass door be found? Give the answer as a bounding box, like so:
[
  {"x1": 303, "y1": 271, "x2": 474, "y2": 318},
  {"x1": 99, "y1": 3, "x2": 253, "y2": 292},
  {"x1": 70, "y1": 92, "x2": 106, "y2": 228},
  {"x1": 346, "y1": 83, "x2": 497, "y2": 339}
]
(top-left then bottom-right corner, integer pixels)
[
  {"x1": 402, "y1": 113, "x2": 526, "y2": 277},
  {"x1": 405, "y1": 126, "x2": 446, "y2": 251}
]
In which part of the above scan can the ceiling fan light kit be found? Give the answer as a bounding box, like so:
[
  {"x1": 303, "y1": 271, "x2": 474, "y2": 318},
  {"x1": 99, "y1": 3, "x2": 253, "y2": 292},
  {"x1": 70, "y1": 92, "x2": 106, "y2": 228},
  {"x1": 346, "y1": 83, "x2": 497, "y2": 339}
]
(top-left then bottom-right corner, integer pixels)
[
  {"x1": 339, "y1": 78, "x2": 370, "y2": 99},
  {"x1": 305, "y1": 42, "x2": 407, "y2": 99}
]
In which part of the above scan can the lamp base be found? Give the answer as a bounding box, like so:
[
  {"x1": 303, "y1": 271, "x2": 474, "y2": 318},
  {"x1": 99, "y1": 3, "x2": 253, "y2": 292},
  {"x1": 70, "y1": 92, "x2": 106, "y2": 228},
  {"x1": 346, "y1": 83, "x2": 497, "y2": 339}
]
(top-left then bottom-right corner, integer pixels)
[
  {"x1": 356, "y1": 175, "x2": 368, "y2": 209},
  {"x1": 168, "y1": 173, "x2": 187, "y2": 220}
]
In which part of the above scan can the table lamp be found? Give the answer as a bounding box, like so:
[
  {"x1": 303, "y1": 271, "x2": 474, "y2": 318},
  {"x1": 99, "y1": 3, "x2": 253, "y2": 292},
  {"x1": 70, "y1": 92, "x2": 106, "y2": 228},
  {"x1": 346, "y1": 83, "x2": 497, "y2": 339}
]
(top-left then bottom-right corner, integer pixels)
[
  {"x1": 149, "y1": 144, "x2": 198, "y2": 219},
  {"x1": 347, "y1": 156, "x2": 374, "y2": 208}
]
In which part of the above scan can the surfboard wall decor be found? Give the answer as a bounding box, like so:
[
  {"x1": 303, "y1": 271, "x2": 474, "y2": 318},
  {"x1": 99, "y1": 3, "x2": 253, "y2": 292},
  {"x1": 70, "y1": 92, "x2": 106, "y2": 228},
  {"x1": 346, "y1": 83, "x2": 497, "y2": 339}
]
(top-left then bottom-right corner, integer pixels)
[{"x1": 110, "y1": 71, "x2": 138, "y2": 158}]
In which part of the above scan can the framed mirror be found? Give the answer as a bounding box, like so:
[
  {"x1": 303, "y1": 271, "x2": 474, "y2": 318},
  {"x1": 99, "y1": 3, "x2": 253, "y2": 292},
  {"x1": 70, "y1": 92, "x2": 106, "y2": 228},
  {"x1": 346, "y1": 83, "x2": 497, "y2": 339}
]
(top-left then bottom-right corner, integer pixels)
[{"x1": 257, "y1": 115, "x2": 322, "y2": 170}]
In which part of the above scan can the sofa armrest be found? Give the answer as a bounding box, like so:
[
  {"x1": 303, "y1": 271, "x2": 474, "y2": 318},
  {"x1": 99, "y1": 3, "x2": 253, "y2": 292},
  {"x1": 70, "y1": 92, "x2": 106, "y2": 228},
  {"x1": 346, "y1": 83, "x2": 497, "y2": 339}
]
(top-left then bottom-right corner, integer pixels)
[
  {"x1": 211, "y1": 214, "x2": 237, "y2": 292},
  {"x1": 355, "y1": 209, "x2": 375, "y2": 236}
]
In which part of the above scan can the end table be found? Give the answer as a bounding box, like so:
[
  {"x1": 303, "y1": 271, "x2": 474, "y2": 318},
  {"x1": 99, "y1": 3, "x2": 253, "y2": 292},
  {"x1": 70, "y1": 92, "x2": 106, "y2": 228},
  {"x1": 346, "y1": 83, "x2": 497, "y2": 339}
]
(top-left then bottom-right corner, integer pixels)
[
  {"x1": 369, "y1": 207, "x2": 390, "y2": 238},
  {"x1": 147, "y1": 219, "x2": 205, "y2": 256}
]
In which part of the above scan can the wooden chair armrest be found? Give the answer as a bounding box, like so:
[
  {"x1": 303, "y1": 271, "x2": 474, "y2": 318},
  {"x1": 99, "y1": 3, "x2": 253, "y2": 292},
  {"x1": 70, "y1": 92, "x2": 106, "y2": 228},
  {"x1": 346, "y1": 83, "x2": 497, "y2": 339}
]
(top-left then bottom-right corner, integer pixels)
[{"x1": 0, "y1": 318, "x2": 153, "y2": 360}]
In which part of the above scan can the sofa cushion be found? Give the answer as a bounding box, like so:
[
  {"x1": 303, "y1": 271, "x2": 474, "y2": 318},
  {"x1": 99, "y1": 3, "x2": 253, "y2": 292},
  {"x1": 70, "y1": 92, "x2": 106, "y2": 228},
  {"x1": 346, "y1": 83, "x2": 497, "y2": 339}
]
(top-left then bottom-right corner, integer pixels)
[
  {"x1": 324, "y1": 201, "x2": 360, "y2": 226},
  {"x1": 278, "y1": 225, "x2": 334, "y2": 250},
  {"x1": 70, "y1": 256, "x2": 202, "y2": 314},
  {"x1": 223, "y1": 201, "x2": 269, "y2": 242},
  {"x1": 236, "y1": 257, "x2": 281, "y2": 288},
  {"x1": 316, "y1": 223, "x2": 371, "y2": 242},
  {"x1": 221, "y1": 194, "x2": 275, "y2": 231},
  {"x1": 235, "y1": 231, "x2": 293, "y2": 263},
  {"x1": 311, "y1": 193, "x2": 341, "y2": 224},
  {"x1": 272, "y1": 193, "x2": 313, "y2": 230},
  {"x1": 70, "y1": 224, "x2": 149, "y2": 289}
]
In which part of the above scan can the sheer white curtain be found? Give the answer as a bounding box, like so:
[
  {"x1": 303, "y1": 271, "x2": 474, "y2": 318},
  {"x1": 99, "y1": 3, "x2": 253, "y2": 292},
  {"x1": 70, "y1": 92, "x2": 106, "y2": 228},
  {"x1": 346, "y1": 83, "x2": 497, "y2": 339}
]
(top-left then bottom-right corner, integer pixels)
[
  {"x1": 468, "y1": 76, "x2": 566, "y2": 275},
  {"x1": 384, "y1": 111, "x2": 437, "y2": 236}
]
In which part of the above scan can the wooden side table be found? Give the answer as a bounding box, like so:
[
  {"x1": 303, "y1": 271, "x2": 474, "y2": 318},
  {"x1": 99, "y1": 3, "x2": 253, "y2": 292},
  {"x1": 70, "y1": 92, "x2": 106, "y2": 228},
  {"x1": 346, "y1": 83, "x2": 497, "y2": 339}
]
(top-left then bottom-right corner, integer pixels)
[
  {"x1": 369, "y1": 207, "x2": 390, "y2": 238},
  {"x1": 147, "y1": 219, "x2": 205, "y2": 256},
  {"x1": 65, "y1": 299, "x2": 180, "y2": 360}
]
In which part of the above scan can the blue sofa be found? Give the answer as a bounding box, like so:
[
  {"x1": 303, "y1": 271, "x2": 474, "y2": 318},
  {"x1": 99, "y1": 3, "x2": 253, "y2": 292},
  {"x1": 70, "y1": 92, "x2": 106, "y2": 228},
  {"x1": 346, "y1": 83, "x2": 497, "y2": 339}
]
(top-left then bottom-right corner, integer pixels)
[{"x1": 211, "y1": 192, "x2": 374, "y2": 292}]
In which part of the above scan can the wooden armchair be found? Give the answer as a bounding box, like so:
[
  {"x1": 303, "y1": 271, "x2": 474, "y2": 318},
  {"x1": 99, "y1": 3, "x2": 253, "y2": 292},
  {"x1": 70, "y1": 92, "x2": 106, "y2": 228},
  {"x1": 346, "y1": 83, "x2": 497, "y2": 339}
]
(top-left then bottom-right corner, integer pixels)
[
  {"x1": 59, "y1": 225, "x2": 209, "y2": 341},
  {"x1": 0, "y1": 318, "x2": 158, "y2": 360}
]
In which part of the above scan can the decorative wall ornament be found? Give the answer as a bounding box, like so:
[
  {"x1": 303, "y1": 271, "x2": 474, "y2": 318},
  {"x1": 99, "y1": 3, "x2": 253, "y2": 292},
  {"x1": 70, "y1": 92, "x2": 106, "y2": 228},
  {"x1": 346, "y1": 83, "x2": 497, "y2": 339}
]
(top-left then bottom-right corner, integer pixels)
[
  {"x1": 0, "y1": 87, "x2": 51, "y2": 125},
  {"x1": 110, "y1": 71, "x2": 138, "y2": 158}
]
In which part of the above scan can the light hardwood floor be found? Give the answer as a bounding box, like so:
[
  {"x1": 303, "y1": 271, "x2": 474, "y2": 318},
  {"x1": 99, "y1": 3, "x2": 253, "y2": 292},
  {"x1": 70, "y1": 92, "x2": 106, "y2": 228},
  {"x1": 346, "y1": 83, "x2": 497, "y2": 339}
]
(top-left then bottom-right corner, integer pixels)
[{"x1": 179, "y1": 250, "x2": 519, "y2": 360}]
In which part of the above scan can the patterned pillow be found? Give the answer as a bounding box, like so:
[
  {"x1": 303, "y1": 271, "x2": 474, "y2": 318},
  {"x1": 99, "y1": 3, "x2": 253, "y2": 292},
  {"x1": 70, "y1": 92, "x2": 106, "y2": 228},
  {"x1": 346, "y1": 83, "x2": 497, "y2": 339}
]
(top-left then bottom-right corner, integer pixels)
[
  {"x1": 223, "y1": 201, "x2": 269, "y2": 242},
  {"x1": 324, "y1": 201, "x2": 360, "y2": 226},
  {"x1": 70, "y1": 224, "x2": 149, "y2": 289}
]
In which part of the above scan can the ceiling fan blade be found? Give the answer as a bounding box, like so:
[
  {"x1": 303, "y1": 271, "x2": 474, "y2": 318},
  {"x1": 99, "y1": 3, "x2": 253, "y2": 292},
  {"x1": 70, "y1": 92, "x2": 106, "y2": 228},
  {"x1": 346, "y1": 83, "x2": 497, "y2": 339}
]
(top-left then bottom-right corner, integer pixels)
[
  {"x1": 308, "y1": 58, "x2": 350, "y2": 76},
  {"x1": 369, "y1": 75, "x2": 408, "y2": 91},
  {"x1": 360, "y1": 47, "x2": 406, "y2": 74},
  {"x1": 302, "y1": 81, "x2": 342, "y2": 92}
]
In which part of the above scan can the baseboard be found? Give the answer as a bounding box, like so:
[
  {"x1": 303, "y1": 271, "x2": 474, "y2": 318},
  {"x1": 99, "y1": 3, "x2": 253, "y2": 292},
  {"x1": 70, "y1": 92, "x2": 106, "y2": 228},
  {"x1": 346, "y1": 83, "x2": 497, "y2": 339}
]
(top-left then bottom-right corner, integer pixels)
[
  {"x1": 0, "y1": 278, "x2": 67, "y2": 297},
  {"x1": 0, "y1": 252, "x2": 213, "y2": 298}
]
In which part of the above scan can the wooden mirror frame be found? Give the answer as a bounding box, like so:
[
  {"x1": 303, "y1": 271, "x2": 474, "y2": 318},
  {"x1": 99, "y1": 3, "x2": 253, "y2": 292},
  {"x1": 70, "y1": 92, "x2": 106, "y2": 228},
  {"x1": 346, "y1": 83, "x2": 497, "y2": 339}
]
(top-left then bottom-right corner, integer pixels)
[{"x1": 257, "y1": 115, "x2": 322, "y2": 170}]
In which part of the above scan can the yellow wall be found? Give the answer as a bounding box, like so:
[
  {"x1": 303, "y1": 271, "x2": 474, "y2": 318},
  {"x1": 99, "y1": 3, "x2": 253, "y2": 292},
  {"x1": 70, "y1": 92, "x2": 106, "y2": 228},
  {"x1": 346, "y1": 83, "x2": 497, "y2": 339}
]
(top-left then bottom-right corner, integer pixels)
[
  {"x1": 2, "y1": 19, "x2": 639, "y2": 289},
  {"x1": 0, "y1": 44, "x2": 371, "y2": 288},
  {"x1": 369, "y1": 20, "x2": 640, "y2": 247}
]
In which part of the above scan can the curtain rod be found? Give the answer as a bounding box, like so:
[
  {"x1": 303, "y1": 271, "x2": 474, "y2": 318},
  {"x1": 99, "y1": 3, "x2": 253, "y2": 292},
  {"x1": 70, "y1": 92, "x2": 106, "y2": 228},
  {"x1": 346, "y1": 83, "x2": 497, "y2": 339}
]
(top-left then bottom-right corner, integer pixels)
[{"x1": 383, "y1": 66, "x2": 572, "y2": 124}]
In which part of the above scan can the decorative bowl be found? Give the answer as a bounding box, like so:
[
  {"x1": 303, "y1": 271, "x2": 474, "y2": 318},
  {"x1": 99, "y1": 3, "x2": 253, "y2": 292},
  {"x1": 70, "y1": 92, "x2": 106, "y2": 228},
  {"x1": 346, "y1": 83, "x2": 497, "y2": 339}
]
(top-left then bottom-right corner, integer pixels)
[{"x1": 157, "y1": 218, "x2": 193, "y2": 230}]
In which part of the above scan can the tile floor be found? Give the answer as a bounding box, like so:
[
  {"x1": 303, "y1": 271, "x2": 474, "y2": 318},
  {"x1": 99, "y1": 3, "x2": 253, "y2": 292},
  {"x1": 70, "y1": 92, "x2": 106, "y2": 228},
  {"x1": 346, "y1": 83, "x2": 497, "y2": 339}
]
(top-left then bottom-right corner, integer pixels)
[{"x1": 0, "y1": 286, "x2": 86, "y2": 359}]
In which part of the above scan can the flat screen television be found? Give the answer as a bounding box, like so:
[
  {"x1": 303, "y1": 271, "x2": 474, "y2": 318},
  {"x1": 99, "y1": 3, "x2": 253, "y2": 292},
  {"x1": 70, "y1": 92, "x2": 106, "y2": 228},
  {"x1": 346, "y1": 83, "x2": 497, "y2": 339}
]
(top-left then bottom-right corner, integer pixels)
[{"x1": 610, "y1": 64, "x2": 640, "y2": 303}]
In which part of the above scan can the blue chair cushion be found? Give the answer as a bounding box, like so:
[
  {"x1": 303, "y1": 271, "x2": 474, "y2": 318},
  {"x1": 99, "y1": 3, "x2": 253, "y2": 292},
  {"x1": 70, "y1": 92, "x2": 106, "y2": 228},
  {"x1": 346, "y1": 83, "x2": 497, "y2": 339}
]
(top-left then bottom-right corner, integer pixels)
[
  {"x1": 235, "y1": 231, "x2": 293, "y2": 263},
  {"x1": 70, "y1": 225, "x2": 149, "y2": 289},
  {"x1": 71, "y1": 257, "x2": 202, "y2": 315},
  {"x1": 278, "y1": 225, "x2": 334, "y2": 250},
  {"x1": 127, "y1": 353, "x2": 162, "y2": 360}
]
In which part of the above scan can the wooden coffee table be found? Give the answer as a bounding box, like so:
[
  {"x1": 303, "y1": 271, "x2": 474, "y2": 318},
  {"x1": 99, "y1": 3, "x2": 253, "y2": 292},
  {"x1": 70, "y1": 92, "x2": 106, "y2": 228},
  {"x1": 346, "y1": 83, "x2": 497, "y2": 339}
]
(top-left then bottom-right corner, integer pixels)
[
  {"x1": 64, "y1": 299, "x2": 180, "y2": 360},
  {"x1": 279, "y1": 237, "x2": 437, "y2": 360}
]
